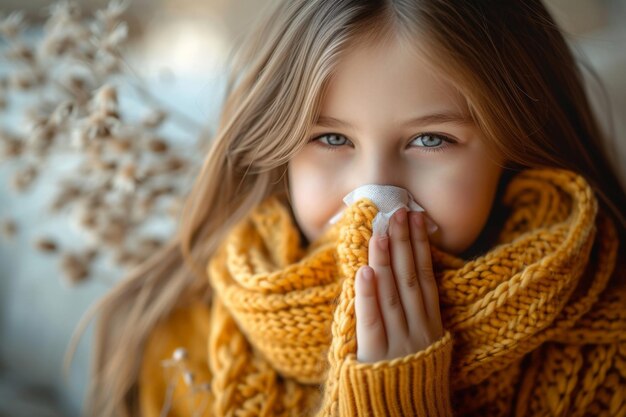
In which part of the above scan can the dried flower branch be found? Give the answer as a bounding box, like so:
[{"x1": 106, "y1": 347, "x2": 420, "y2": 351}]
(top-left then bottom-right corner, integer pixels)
[
  {"x1": 160, "y1": 346, "x2": 211, "y2": 417},
  {"x1": 0, "y1": 0, "x2": 208, "y2": 286}
]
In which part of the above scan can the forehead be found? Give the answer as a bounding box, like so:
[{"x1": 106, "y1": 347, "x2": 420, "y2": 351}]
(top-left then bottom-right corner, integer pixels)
[{"x1": 321, "y1": 37, "x2": 469, "y2": 118}]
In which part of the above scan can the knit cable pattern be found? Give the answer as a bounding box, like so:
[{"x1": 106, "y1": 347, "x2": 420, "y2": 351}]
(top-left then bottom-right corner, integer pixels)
[{"x1": 198, "y1": 167, "x2": 623, "y2": 417}]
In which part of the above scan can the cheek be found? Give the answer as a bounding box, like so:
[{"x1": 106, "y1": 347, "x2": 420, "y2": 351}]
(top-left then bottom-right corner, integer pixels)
[
  {"x1": 442, "y1": 184, "x2": 491, "y2": 248},
  {"x1": 416, "y1": 164, "x2": 501, "y2": 254},
  {"x1": 287, "y1": 154, "x2": 341, "y2": 241}
]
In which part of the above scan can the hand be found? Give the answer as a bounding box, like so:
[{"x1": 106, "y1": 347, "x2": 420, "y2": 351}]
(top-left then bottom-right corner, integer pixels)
[{"x1": 355, "y1": 208, "x2": 444, "y2": 363}]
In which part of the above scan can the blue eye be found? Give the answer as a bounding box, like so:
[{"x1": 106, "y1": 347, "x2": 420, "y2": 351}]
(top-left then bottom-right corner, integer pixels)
[
  {"x1": 410, "y1": 133, "x2": 455, "y2": 153},
  {"x1": 308, "y1": 132, "x2": 455, "y2": 153},
  {"x1": 308, "y1": 133, "x2": 351, "y2": 152}
]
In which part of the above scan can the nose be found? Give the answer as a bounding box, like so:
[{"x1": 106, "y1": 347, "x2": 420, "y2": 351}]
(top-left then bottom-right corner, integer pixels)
[{"x1": 351, "y1": 152, "x2": 407, "y2": 191}]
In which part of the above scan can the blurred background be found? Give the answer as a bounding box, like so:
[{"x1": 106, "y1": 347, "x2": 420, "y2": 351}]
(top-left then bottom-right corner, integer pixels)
[{"x1": 0, "y1": 0, "x2": 625, "y2": 416}]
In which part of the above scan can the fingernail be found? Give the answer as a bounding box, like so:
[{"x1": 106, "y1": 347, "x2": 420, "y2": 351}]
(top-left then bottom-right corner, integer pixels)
[
  {"x1": 424, "y1": 215, "x2": 438, "y2": 234},
  {"x1": 362, "y1": 267, "x2": 373, "y2": 282},
  {"x1": 394, "y1": 208, "x2": 406, "y2": 224}
]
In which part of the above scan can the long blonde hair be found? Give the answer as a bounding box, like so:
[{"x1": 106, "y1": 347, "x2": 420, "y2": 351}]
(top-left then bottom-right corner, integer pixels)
[{"x1": 64, "y1": 1, "x2": 626, "y2": 415}]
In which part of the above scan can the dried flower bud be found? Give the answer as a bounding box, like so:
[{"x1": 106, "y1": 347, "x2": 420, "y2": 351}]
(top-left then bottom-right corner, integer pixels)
[
  {"x1": 49, "y1": 199, "x2": 66, "y2": 214},
  {"x1": 142, "y1": 110, "x2": 167, "y2": 129},
  {"x1": 182, "y1": 371, "x2": 195, "y2": 386},
  {"x1": 113, "y1": 249, "x2": 134, "y2": 267},
  {"x1": 0, "y1": 11, "x2": 25, "y2": 38},
  {"x1": 94, "y1": 49, "x2": 121, "y2": 75},
  {"x1": 6, "y1": 42, "x2": 35, "y2": 64},
  {"x1": 93, "y1": 84, "x2": 118, "y2": 113},
  {"x1": 11, "y1": 165, "x2": 38, "y2": 192},
  {"x1": 142, "y1": 164, "x2": 162, "y2": 177},
  {"x1": 99, "y1": 217, "x2": 127, "y2": 245},
  {"x1": 147, "y1": 139, "x2": 168, "y2": 153},
  {"x1": 109, "y1": 138, "x2": 132, "y2": 153},
  {"x1": 41, "y1": 33, "x2": 77, "y2": 57},
  {"x1": 113, "y1": 163, "x2": 141, "y2": 192},
  {"x1": 10, "y1": 72, "x2": 37, "y2": 90},
  {"x1": 90, "y1": 157, "x2": 117, "y2": 172},
  {"x1": 137, "y1": 196, "x2": 155, "y2": 217},
  {"x1": 30, "y1": 124, "x2": 56, "y2": 153},
  {"x1": 149, "y1": 185, "x2": 175, "y2": 199},
  {"x1": 1, "y1": 133, "x2": 25, "y2": 158},
  {"x1": 48, "y1": 1, "x2": 81, "y2": 25},
  {"x1": 83, "y1": 193, "x2": 105, "y2": 210},
  {"x1": 138, "y1": 237, "x2": 163, "y2": 252},
  {"x1": 85, "y1": 247, "x2": 99, "y2": 261},
  {"x1": 50, "y1": 101, "x2": 75, "y2": 126},
  {"x1": 165, "y1": 156, "x2": 186, "y2": 172},
  {"x1": 78, "y1": 211, "x2": 98, "y2": 230},
  {"x1": 172, "y1": 347, "x2": 188, "y2": 362},
  {"x1": 96, "y1": 0, "x2": 129, "y2": 23},
  {"x1": 61, "y1": 184, "x2": 82, "y2": 199},
  {"x1": 1, "y1": 219, "x2": 17, "y2": 240},
  {"x1": 101, "y1": 22, "x2": 128, "y2": 51},
  {"x1": 70, "y1": 127, "x2": 90, "y2": 150},
  {"x1": 64, "y1": 74, "x2": 91, "y2": 98},
  {"x1": 60, "y1": 252, "x2": 90, "y2": 286},
  {"x1": 34, "y1": 237, "x2": 59, "y2": 253},
  {"x1": 85, "y1": 112, "x2": 119, "y2": 139}
]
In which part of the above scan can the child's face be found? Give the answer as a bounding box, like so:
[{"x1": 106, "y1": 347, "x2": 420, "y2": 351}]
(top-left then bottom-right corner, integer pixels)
[{"x1": 287, "y1": 36, "x2": 504, "y2": 255}]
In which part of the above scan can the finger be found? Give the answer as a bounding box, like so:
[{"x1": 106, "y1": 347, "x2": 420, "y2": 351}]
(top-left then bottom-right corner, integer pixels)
[
  {"x1": 390, "y1": 208, "x2": 427, "y2": 336},
  {"x1": 369, "y1": 228, "x2": 408, "y2": 339},
  {"x1": 355, "y1": 266, "x2": 386, "y2": 361},
  {"x1": 409, "y1": 211, "x2": 442, "y2": 323}
]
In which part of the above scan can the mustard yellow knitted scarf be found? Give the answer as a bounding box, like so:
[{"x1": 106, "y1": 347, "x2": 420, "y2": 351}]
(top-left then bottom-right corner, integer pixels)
[{"x1": 203, "y1": 167, "x2": 622, "y2": 416}]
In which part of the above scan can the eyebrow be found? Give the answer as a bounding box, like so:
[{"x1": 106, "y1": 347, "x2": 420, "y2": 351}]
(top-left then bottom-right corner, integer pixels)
[{"x1": 315, "y1": 111, "x2": 473, "y2": 129}]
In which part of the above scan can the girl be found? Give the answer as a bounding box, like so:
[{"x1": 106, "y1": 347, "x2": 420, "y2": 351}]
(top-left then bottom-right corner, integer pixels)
[{"x1": 65, "y1": 1, "x2": 626, "y2": 416}]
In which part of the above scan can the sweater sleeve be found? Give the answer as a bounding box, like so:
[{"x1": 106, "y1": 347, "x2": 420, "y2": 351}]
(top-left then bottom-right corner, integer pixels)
[{"x1": 338, "y1": 329, "x2": 454, "y2": 416}]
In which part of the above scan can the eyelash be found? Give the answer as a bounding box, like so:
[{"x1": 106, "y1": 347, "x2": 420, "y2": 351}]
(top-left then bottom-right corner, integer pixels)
[{"x1": 308, "y1": 132, "x2": 456, "y2": 153}]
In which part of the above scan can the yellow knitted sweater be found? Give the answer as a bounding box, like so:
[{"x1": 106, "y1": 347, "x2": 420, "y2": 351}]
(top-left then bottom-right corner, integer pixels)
[{"x1": 139, "y1": 168, "x2": 626, "y2": 417}]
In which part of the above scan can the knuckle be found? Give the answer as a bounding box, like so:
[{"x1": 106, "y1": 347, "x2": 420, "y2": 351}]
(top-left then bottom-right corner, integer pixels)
[
  {"x1": 388, "y1": 339, "x2": 414, "y2": 357},
  {"x1": 379, "y1": 253, "x2": 391, "y2": 266},
  {"x1": 357, "y1": 345, "x2": 387, "y2": 363},
  {"x1": 423, "y1": 276, "x2": 437, "y2": 289},
  {"x1": 361, "y1": 313, "x2": 381, "y2": 329},
  {"x1": 404, "y1": 272, "x2": 419, "y2": 288},
  {"x1": 418, "y1": 266, "x2": 435, "y2": 281},
  {"x1": 385, "y1": 290, "x2": 402, "y2": 308},
  {"x1": 413, "y1": 230, "x2": 428, "y2": 242},
  {"x1": 394, "y1": 229, "x2": 411, "y2": 242}
]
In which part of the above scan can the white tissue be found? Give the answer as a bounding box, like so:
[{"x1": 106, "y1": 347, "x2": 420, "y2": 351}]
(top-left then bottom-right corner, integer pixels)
[{"x1": 328, "y1": 184, "x2": 429, "y2": 237}]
